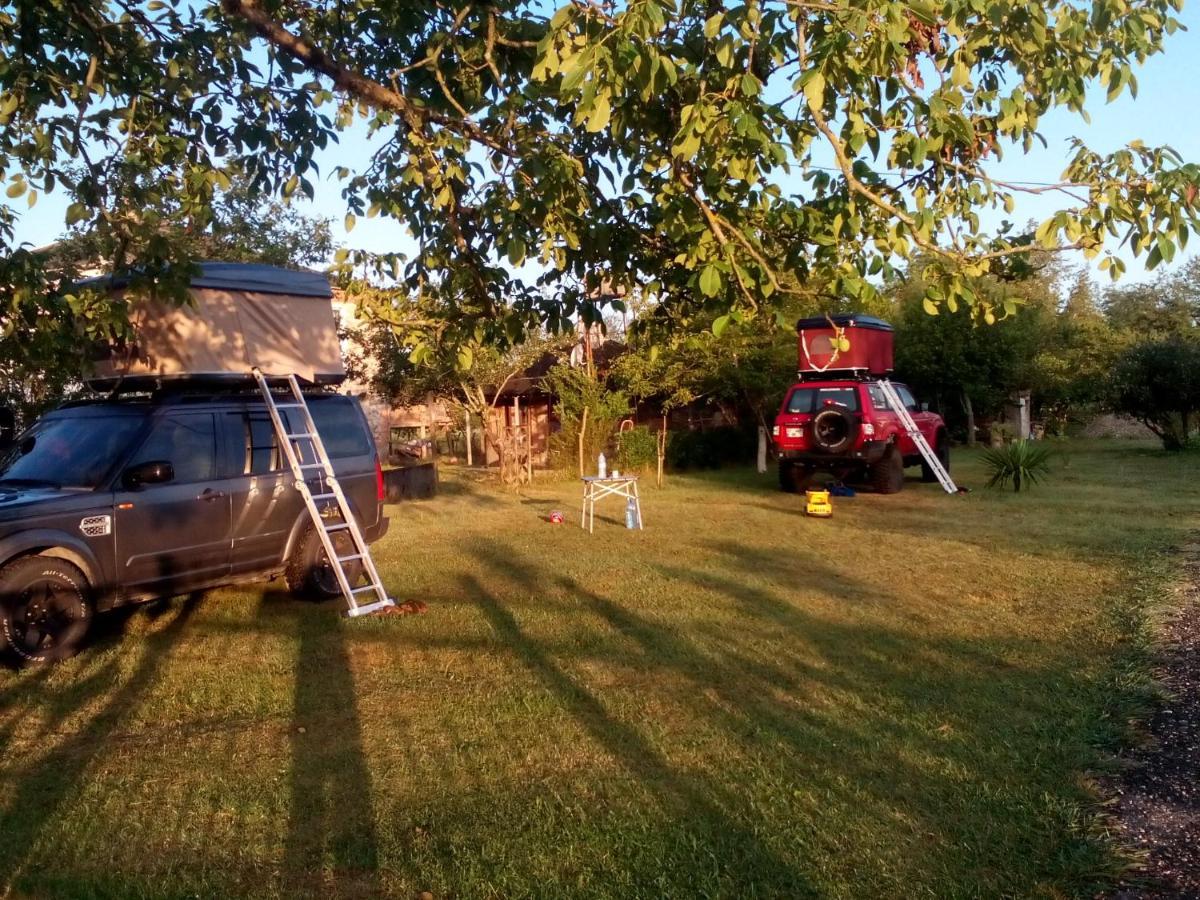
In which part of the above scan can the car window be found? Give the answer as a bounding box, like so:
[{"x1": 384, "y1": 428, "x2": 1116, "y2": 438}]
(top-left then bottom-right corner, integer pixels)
[
  {"x1": 896, "y1": 385, "x2": 920, "y2": 412},
  {"x1": 300, "y1": 399, "x2": 373, "y2": 458},
  {"x1": 130, "y1": 414, "x2": 217, "y2": 484},
  {"x1": 222, "y1": 399, "x2": 372, "y2": 473},
  {"x1": 786, "y1": 387, "x2": 860, "y2": 414},
  {"x1": 0, "y1": 414, "x2": 145, "y2": 489},
  {"x1": 867, "y1": 384, "x2": 891, "y2": 411}
]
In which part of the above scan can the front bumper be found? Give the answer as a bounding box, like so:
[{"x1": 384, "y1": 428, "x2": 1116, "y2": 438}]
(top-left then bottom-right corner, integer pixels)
[{"x1": 776, "y1": 439, "x2": 888, "y2": 466}]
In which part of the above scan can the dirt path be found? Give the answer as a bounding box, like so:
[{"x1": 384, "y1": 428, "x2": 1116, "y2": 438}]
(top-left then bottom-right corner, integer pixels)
[{"x1": 1113, "y1": 545, "x2": 1200, "y2": 899}]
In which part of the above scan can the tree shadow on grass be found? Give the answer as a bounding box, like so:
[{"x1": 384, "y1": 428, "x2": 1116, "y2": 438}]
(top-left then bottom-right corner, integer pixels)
[
  {"x1": 0, "y1": 594, "x2": 201, "y2": 896},
  {"x1": 275, "y1": 590, "x2": 382, "y2": 899},
  {"x1": 461, "y1": 569, "x2": 818, "y2": 897},
  {"x1": 467, "y1": 537, "x2": 1129, "y2": 894}
]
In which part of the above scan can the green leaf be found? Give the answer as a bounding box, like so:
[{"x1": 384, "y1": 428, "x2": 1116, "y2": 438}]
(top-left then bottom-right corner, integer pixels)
[
  {"x1": 740, "y1": 74, "x2": 760, "y2": 98},
  {"x1": 5, "y1": 180, "x2": 24, "y2": 199},
  {"x1": 456, "y1": 346, "x2": 474, "y2": 371},
  {"x1": 699, "y1": 264, "x2": 722, "y2": 297},
  {"x1": 507, "y1": 237, "x2": 526, "y2": 266},
  {"x1": 704, "y1": 13, "x2": 723, "y2": 38},
  {"x1": 65, "y1": 202, "x2": 88, "y2": 225},
  {"x1": 922, "y1": 298, "x2": 940, "y2": 316},
  {"x1": 344, "y1": 212, "x2": 356, "y2": 232},
  {"x1": 711, "y1": 314, "x2": 730, "y2": 337},
  {"x1": 803, "y1": 72, "x2": 826, "y2": 109},
  {"x1": 585, "y1": 92, "x2": 611, "y2": 133}
]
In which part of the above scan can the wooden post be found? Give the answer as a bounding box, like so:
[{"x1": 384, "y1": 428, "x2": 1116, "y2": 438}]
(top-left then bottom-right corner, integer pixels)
[
  {"x1": 757, "y1": 426, "x2": 768, "y2": 474},
  {"x1": 465, "y1": 414, "x2": 473, "y2": 466},
  {"x1": 526, "y1": 425, "x2": 533, "y2": 482},
  {"x1": 656, "y1": 414, "x2": 667, "y2": 488},
  {"x1": 578, "y1": 406, "x2": 589, "y2": 477}
]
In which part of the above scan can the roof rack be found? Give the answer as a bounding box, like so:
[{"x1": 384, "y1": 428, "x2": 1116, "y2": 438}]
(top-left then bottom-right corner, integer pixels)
[{"x1": 83, "y1": 373, "x2": 340, "y2": 402}]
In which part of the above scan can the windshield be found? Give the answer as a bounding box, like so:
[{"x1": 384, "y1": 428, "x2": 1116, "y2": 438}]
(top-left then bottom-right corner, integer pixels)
[
  {"x1": 0, "y1": 414, "x2": 145, "y2": 489},
  {"x1": 786, "y1": 386, "x2": 860, "y2": 414}
]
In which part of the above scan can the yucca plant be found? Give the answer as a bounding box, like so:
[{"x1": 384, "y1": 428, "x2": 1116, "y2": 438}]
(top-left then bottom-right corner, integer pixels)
[{"x1": 981, "y1": 440, "x2": 1055, "y2": 493}]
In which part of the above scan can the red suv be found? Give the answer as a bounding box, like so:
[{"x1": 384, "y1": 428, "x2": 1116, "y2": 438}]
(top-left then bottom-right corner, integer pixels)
[{"x1": 773, "y1": 379, "x2": 949, "y2": 493}]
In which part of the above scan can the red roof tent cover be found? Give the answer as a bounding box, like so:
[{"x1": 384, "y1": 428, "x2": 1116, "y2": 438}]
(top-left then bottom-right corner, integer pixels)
[
  {"x1": 796, "y1": 314, "x2": 893, "y2": 378},
  {"x1": 84, "y1": 262, "x2": 346, "y2": 389}
]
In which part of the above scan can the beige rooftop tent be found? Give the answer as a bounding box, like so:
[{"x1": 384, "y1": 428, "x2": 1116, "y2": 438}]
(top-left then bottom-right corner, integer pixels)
[{"x1": 87, "y1": 262, "x2": 345, "y2": 387}]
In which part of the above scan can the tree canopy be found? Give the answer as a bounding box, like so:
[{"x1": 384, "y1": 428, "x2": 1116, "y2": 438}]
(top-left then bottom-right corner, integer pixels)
[{"x1": 2, "y1": 0, "x2": 1198, "y2": 357}]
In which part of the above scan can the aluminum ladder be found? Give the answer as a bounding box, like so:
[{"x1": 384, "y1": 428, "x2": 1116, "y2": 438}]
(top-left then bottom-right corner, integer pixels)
[
  {"x1": 252, "y1": 369, "x2": 396, "y2": 617},
  {"x1": 875, "y1": 379, "x2": 958, "y2": 495}
]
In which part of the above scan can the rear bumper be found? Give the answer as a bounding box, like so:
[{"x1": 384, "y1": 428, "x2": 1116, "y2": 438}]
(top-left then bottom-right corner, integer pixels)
[
  {"x1": 777, "y1": 439, "x2": 888, "y2": 466},
  {"x1": 363, "y1": 514, "x2": 390, "y2": 544}
]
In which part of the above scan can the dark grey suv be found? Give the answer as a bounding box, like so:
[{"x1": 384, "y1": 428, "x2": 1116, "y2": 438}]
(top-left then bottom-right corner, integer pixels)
[{"x1": 0, "y1": 389, "x2": 388, "y2": 665}]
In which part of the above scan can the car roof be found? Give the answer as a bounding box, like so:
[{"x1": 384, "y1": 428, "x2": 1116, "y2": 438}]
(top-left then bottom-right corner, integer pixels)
[{"x1": 53, "y1": 392, "x2": 352, "y2": 415}]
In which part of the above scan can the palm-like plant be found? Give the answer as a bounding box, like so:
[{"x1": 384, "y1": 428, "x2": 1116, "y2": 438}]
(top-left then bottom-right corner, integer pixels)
[{"x1": 981, "y1": 440, "x2": 1055, "y2": 493}]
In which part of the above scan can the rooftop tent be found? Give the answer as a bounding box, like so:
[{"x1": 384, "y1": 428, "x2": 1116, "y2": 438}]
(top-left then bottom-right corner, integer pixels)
[{"x1": 85, "y1": 262, "x2": 346, "y2": 388}]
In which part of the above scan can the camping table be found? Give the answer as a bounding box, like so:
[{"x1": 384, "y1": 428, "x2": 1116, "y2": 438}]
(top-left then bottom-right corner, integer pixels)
[{"x1": 580, "y1": 475, "x2": 644, "y2": 534}]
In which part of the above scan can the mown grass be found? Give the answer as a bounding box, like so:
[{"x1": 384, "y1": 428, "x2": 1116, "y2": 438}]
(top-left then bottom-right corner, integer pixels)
[{"x1": 0, "y1": 440, "x2": 1196, "y2": 899}]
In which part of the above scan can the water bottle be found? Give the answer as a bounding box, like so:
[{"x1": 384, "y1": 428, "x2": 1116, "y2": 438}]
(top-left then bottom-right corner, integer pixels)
[
  {"x1": 625, "y1": 496, "x2": 637, "y2": 529},
  {"x1": 598, "y1": 452, "x2": 607, "y2": 478}
]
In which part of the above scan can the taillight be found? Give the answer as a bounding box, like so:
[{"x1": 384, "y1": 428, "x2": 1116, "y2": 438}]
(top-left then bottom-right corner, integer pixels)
[
  {"x1": 862, "y1": 422, "x2": 876, "y2": 437},
  {"x1": 374, "y1": 456, "x2": 386, "y2": 502},
  {"x1": 772, "y1": 425, "x2": 780, "y2": 437}
]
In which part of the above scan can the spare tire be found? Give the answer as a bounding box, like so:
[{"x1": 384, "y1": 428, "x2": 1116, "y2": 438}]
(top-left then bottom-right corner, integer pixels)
[{"x1": 810, "y1": 407, "x2": 859, "y2": 454}]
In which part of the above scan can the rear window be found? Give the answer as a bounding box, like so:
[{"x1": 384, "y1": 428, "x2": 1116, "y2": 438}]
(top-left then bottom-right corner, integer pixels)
[
  {"x1": 303, "y1": 399, "x2": 373, "y2": 458},
  {"x1": 785, "y1": 386, "x2": 860, "y2": 414}
]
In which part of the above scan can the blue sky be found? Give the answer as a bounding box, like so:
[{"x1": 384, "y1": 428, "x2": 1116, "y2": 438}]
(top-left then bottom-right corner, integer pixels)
[{"x1": 12, "y1": 5, "x2": 1200, "y2": 284}]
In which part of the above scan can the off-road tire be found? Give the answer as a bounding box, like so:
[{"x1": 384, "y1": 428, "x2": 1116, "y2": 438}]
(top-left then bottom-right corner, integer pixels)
[
  {"x1": 921, "y1": 433, "x2": 951, "y2": 483},
  {"x1": 870, "y1": 444, "x2": 905, "y2": 494},
  {"x1": 285, "y1": 523, "x2": 364, "y2": 601},
  {"x1": 0, "y1": 556, "x2": 92, "y2": 666},
  {"x1": 778, "y1": 462, "x2": 814, "y2": 494}
]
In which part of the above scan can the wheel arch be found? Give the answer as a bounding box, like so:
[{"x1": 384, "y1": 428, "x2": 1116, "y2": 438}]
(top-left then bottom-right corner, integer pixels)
[
  {"x1": 0, "y1": 531, "x2": 103, "y2": 588},
  {"x1": 280, "y1": 496, "x2": 366, "y2": 564}
]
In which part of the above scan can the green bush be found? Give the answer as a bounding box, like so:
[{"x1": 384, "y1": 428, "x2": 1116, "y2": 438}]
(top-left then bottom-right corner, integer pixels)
[
  {"x1": 666, "y1": 426, "x2": 756, "y2": 471},
  {"x1": 981, "y1": 440, "x2": 1054, "y2": 492},
  {"x1": 1108, "y1": 338, "x2": 1200, "y2": 450},
  {"x1": 616, "y1": 426, "x2": 659, "y2": 472}
]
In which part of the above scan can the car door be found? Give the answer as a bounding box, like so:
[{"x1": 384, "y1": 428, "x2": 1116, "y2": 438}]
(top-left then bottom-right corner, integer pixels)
[
  {"x1": 221, "y1": 409, "x2": 305, "y2": 576},
  {"x1": 865, "y1": 383, "x2": 905, "y2": 447},
  {"x1": 895, "y1": 384, "x2": 936, "y2": 450},
  {"x1": 113, "y1": 411, "x2": 233, "y2": 597}
]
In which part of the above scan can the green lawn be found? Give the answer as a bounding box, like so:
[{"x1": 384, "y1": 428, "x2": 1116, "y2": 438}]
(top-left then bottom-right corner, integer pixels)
[{"x1": 1, "y1": 441, "x2": 1197, "y2": 899}]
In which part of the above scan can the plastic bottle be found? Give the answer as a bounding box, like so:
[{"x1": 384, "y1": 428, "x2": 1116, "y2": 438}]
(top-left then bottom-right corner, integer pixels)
[
  {"x1": 625, "y1": 497, "x2": 637, "y2": 529},
  {"x1": 598, "y1": 452, "x2": 607, "y2": 478}
]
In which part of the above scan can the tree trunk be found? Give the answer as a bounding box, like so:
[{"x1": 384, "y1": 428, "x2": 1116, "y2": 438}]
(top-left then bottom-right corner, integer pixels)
[
  {"x1": 465, "y1": 414, "x2": 473, "y2": 466},
  {"x1": 962, "y1": 391, "x2": 976, "y2": 447}
]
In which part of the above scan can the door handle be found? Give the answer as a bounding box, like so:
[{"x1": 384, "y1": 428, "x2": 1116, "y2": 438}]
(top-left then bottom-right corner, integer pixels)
[{"x1": 197, "y1": 489, "x2": 226, "y2": 501}]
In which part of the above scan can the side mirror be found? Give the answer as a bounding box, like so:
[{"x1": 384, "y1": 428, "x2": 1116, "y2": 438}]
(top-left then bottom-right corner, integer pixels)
[{"x1": 123, "y1": 460, "x2": 174, "y2": 489}]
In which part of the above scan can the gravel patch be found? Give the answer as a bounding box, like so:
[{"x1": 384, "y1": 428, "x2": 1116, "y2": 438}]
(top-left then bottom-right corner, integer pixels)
[{"x1": 1113, "y1": 544, "x2": 1200, "y2": 899}]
